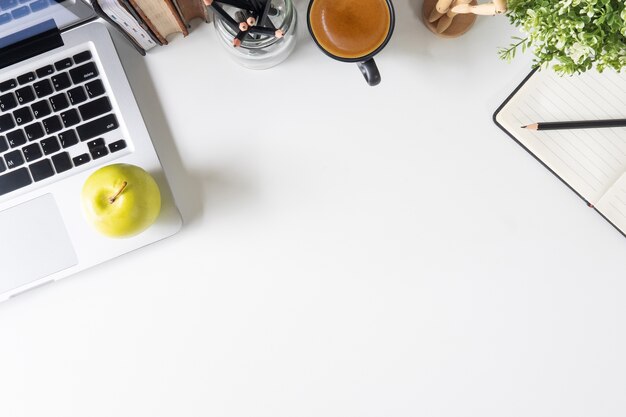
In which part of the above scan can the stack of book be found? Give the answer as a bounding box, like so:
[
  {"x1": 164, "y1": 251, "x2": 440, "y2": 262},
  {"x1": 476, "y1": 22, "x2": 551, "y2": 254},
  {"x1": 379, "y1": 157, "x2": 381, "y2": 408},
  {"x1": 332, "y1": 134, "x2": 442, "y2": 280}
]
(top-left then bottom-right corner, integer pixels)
[{"x1": 90, "y1": 0, "x2": 210, "y2": 55}]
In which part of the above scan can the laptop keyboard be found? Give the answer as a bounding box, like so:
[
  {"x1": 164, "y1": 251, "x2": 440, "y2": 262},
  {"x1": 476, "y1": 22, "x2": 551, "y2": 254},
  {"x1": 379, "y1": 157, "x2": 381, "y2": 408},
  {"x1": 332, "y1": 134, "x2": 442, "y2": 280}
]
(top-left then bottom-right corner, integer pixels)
[
  {"x1": 0, "y1": 49, "x2": 127, "y2": 197},
  {"x1": 0, "y1": 0, "x2": 59, "y2": 26}
]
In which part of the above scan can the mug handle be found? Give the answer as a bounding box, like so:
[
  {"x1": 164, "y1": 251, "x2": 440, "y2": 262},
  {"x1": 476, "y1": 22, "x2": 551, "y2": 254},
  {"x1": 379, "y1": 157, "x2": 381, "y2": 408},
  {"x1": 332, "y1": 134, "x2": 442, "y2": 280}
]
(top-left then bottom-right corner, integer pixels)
[{"x1": 357, "y1": 58, "x2": 381, "y2": 86}]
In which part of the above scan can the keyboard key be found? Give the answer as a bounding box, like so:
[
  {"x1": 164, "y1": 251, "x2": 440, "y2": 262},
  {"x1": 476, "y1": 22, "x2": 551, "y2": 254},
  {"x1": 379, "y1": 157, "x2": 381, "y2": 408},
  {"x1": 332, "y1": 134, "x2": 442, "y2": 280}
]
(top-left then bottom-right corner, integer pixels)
[
  {"x1": 0, "y1": 135, "x2": 7, "y2": 153},
  {"x1": 77, "y1": 114, "x2": 118, "y2": 141},
  {"x1": 0, "y1": 78, "x2": 16, "y2": 92},
  {"x1": 51, "y1": 152, "x2": 72, "y2": 173},
  {"x1": 73, "y1": 51, "x2": 92, "y2": 64},
  {"x1": 0, "y1": 92, "x2": 17, "y2": 111},
  {"x1": 29, "y1": 158, "x2": 54, "y2": 181},
  {"x1": 90, "y1": 145, "x2": 108, "y2": 160},
  {"x1": 109, "y1": 139, "x2": 127, "y2": 153},
  {"x1": 49, "y1": 92, "x2": 69, "y2": 111},
  {"x1": 17, "y1": 72, "x2": 35, "y2": 85},
  {"x1": 54, "y1": 58, "x2": 73, "y2": 71},
  {"x1": 51, "y1": 72, "x2": 71, "y2": 91},
  {"x1": 24, "y1": 122, "x2": 44, "y2": 140},
  {"x1": 0, "y1": 167, "x2": 31, "y2": 196},
  {"x1": 0, "y1": 113, "x2": 15, "y2": 132},
  {"x1": 13, "y1": 106, "x2": 33, "y2": 125},
  {"x1": 0, "y1": 12, "x2": 10, "y2": 25},
  {"x1": 69, "y1": 62, "x2": 99, "y2": 84},
  {"x1": 42, "y1": 115, "x2": 62, "y2": 134},
  {"x1": 31, "y1": 99, "x2": 51, "y2": 118},
  {"x1": 72, "y1": 153, "x2": 90, "y2": 167},
  {"x1": 22, "y1": 142, "x2": 42, "y2": 162},
  {"x1": 0, "y1": 0, "x2": 17, "y2": 10},
  {"x1": 60, "y1": 108, "x2": 80, "y2": 128},
  {"x1": 33, "y1": 78, "x2": 53, "y2": 98},
  {"x1": 40, "y1": 136, "x2": 60, "y2": 155},
  {"x1": 58, "y1": 129, "x2": 78, "y2": 148},
  {"x1": 87, "y1": 138, "x2": 105, "y2": 149},
  {"x1": 29, "y1": 0, "x2": 49, "y2": 13},
  {"x1": 6, "y1": 129, "x2": 26, "y2": 147},
  {"x1": 10, "y1": 5, "x2": 29, "y2": 18},
  {"x1": 85, "y1": 79, "x2": 105, "y2": 98},
  {"x1": 0, "y1": 158, "x2": 5, "y2": 173},
  {"x1": 4, "y1": 149, "x2": 24, "y2": 168},
  {"x1": 15, "y1": 85, "x2": 35, "y2": 104},
  {"x1": 67, "y1": 86, "x2": 87, "y2": 105},
  {"x1": 35, "y1": 65, "x2": 54, "y2": 78},
  {"x1": 79, "y1": 97, "x2": 111, "y2": 121}
]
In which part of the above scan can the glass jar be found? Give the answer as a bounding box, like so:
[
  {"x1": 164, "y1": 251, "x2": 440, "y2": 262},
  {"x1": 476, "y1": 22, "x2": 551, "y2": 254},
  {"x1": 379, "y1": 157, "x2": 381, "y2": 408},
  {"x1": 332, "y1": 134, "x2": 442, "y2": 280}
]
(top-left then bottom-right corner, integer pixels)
[{"x1": 213, "y1": 0, "x2": 297, "y2": 70}]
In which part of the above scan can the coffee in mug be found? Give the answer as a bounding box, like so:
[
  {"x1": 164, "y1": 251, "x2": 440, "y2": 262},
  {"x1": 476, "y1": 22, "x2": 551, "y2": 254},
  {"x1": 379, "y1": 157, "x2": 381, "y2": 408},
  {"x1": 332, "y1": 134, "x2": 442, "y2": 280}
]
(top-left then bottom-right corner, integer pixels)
[{"x1": 307, "y1": 0, "x2": 395, "y2": 86}]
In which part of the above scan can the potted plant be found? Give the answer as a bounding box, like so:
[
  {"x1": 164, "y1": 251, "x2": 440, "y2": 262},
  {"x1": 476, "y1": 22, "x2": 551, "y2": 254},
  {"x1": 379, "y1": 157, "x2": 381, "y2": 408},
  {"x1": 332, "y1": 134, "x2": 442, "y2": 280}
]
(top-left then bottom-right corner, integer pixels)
[
  {"x1": 500, "y1": 0, "x2": 626, "y2": 74},
  {"x1": 424, "y1": 0, "x2": 626, "y2": 74}
]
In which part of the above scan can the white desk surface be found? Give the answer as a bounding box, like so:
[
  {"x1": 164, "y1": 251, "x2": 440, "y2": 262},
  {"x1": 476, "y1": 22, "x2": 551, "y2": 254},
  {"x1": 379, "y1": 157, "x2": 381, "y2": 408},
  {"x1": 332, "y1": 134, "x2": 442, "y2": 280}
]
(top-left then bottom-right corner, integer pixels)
[{"x1": 2, "y1": 1, "x2": 626, "y2": 416}]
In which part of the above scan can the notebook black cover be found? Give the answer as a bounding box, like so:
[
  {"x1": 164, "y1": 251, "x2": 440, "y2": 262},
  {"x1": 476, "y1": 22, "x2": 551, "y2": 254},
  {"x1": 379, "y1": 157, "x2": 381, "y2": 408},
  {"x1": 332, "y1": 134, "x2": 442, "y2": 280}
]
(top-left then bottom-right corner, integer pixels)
[{"x1": 492, "y1": 69, "x2": 626, "y2": 238}]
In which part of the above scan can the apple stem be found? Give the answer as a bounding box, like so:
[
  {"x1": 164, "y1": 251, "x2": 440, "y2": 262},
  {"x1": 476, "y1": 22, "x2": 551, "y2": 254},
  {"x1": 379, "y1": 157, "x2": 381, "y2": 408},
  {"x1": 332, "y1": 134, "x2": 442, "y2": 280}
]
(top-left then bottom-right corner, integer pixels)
[{"x1": 109, "y1": 181, "x2": 128, "y2": 204}]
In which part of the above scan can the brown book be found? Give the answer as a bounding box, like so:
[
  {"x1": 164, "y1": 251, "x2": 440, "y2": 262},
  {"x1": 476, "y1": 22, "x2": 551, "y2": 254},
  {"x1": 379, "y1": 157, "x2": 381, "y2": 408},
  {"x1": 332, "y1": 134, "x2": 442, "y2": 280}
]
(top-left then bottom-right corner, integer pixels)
[
  {"x1": 172, "y1": 0, "x2": 209, "y2": 25},
  {"x1": 128, "y1": 0, "x2": 189, "y2": 45}
]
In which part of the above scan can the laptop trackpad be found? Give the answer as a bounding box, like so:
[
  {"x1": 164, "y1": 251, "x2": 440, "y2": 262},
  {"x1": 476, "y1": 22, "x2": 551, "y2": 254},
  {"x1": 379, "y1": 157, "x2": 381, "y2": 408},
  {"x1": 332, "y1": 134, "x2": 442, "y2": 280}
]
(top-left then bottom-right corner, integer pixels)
[{"x1": 0, "y1": 194, "x2": 78, "y2": 294}]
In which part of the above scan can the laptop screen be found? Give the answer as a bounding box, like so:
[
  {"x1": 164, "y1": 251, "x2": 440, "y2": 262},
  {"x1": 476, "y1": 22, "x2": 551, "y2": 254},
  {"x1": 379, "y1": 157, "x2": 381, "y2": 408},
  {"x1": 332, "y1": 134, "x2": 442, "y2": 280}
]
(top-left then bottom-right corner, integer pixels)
[{"x1": 0, "y1": 0, "x2": 95, "y2": 49}]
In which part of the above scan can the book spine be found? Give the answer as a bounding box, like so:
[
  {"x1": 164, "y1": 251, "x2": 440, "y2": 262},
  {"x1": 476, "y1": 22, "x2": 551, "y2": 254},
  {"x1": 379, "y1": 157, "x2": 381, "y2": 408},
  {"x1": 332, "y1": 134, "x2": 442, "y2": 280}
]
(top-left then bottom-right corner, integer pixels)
[
  {"x1": 172, "y1": 0, "x2": 210, "y2": 26},
  {"x1": 117, "y1": 0, "x2": 163, "y2": 45},
  {"x1": 170, "y1": 0, "x2": 190, "y2": 27},
  {"x1": 91, "y1": 0, "x2": 146, "y2": 55},
  {"x1": 98, "y1": 0, "x2": 158, "y2": 50},
  {"x1": 164, "y1": 0, "x2": 190, "y2": 36},
  {"x1": 127, "y1": 0, "x2": 169, "y2": 44}
]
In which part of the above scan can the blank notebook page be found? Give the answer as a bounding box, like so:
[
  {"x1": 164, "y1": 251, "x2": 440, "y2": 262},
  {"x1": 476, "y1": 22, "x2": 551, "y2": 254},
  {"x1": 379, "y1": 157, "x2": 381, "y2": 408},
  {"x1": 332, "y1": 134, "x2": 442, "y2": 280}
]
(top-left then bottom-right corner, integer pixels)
[{"x1": 496, "y1": 69, "x2": 626, "y2": 205}]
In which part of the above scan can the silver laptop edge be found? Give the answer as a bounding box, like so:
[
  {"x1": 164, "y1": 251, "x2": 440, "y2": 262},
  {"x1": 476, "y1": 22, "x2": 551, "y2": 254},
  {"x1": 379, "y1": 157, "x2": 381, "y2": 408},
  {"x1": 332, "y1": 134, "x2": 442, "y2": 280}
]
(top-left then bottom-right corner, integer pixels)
[{"x1": 0, "y1": 4, "x2": 182, "y2": 301}]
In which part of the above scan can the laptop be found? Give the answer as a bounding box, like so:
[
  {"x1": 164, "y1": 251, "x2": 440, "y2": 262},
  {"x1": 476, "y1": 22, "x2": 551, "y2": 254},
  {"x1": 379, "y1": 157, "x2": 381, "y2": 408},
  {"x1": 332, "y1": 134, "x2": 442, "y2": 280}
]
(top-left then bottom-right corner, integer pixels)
[{"x1": 0, "y1": 0, "x2": 182, "y2": 302}]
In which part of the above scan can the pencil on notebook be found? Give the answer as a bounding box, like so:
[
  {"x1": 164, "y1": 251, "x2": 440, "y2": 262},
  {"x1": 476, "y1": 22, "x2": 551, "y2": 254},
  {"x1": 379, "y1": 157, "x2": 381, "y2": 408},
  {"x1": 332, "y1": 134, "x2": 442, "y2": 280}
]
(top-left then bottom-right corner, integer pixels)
[{"x1": 522, "y1": 119, "x2": 626, "y2": 131}]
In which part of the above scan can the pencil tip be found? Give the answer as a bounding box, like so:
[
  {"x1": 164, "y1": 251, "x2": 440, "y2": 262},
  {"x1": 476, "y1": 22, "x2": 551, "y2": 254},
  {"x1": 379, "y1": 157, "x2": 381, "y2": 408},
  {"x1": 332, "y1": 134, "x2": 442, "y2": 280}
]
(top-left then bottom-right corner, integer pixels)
[{"x1": 521, "y1": 125, "x2": 527, "y2": 129}]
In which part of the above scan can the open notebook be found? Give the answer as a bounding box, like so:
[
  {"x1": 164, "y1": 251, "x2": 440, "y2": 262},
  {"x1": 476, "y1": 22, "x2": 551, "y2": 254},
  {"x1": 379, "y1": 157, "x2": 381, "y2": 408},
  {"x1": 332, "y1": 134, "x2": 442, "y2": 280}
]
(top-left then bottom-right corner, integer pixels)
[{"x1": 494, "y1": 69, "x2": 626, "y2": 236}]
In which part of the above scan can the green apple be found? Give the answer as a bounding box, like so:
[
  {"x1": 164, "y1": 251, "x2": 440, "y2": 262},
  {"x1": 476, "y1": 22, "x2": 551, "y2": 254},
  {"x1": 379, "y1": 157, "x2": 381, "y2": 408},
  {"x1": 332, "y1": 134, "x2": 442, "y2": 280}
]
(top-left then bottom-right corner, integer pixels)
[{"x1": 81, "y1": 164, "x2": 161, "y2": 238}]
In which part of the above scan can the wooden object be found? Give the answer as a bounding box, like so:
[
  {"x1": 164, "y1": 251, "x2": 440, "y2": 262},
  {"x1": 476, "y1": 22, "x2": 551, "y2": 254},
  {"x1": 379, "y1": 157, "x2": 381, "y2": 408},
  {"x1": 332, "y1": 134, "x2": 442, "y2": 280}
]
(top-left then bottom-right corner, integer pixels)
[
  {"x1": 173, "y1": 0, "x2": 210, "y2": 25},
  {"x1": 435, "y1": 0, "x2": 454, "y2": 13},
  {"x1": 493, "y1": 0, "x2": 507, "y2": 13},
  {"x1": 436, "y1": 0, "x2": 471, "y2": 33},
  {"x1": 128, "y1": 0, "x2": 189, "y2": 44},
  {"x1": 451, "y1": 3, "x2": 497, "y2": 15},
  {"x1": 422, "y1": 0, "x2": 477, "y2": 38},
  {"x1": 427, "y1": 8, "x2": 443, "y2": 22}
]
